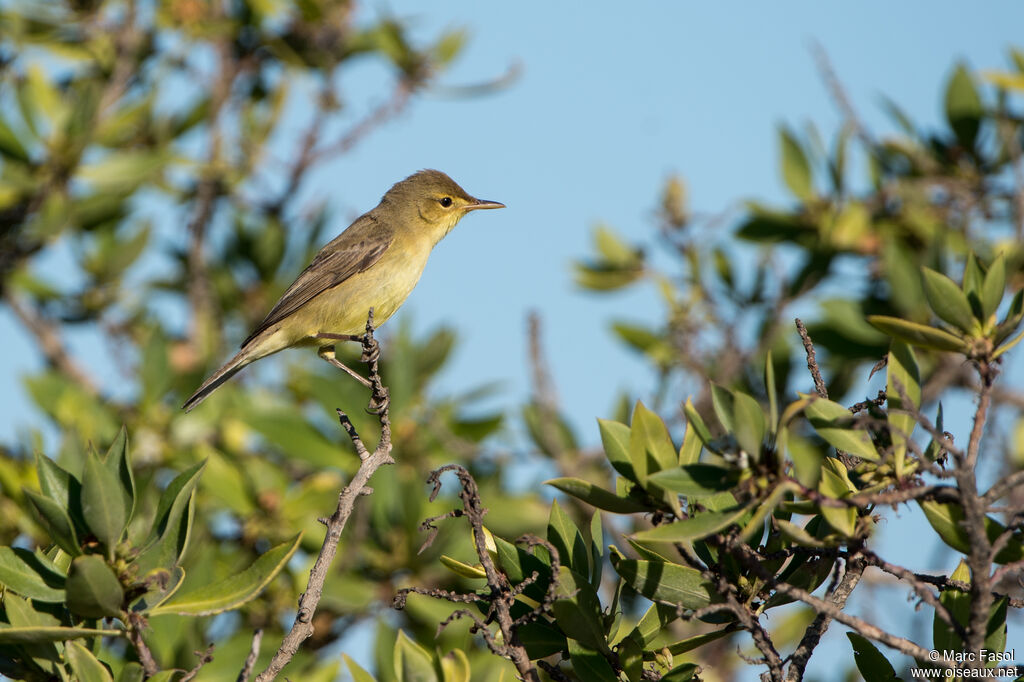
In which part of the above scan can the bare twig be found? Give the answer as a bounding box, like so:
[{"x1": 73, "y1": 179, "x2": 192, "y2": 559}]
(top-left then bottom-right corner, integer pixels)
[
  {"x1": 959, "y1": 364, "x2": 997, "y2": 660},
  {"x1": 179, "y1": 644, "x2": 215, "y2": 682},
  {"x1": 185, "y1": 21, "x2": 242, "y2": 354},
  {"x1": 859, "y1": 550, "x2": 967, "y2": 642},
  {"x1": 795, "y1": 318, "x2": 828, "y2": 400},
  {"x1": 809, "y1": 41, "x2": 875, "y2": 150},
  {"x1": 254, "y1": 310, "x2": 394, "y2": 682},
  {"x1": 126, "y1": 616, "x2": 159, "y2": 678},
  {"x1": 5, "y1": 294, "x2": 99, "y2": 394},
  {"x1": 726, "y1": 543, "x2": 946, "y2": 672},
  {"x1": 236, "y1": 629, "x2": 263, "y2": 682},
  {"x1": 408, "y1": 465, "x2": 543, "y2": 682},
  {"x1": 796, "y1": 318, "x2": 859, "y2": 471}
]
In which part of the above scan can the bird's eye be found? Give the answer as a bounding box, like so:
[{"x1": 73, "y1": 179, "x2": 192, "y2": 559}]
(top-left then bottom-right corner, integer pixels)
[{"x1": 439, "y1": 196, "x2": 453, "y2": 208}]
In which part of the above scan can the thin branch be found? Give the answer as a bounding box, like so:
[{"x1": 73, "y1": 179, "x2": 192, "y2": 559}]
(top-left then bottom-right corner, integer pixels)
[
  {"x1": 795, "y1": 318, "x2": 828, "y2": 399},
  {"x1": 859, "y1": 550, "x2": 967, "y2": 642},
  {"x1": 236, "y1": 629, "x2": 263, "y2": 682},
  {"x1": 254, "y1": 310, "x2": 394, "y2": 682},
  {"x1": 959, "y1": 364, "x2": 996, "y2": 658},
  {"x1": 407, "y1": 465, "x2": 543, "y2": 682},
  {"x1": 808, "y1": 41, "x2": 876, "y2": 150},
  {"x1": 727, "y1": 544, "x2": 946, "y2": 672},
  {"x1": 5, "y1": 293, "x2": 99, "y2": 394},
  {"x1": 179, "y1": 644, "x2": 215, "y2": 682},
  {"x1": 126, "y1": 614, "x2": 158, "y2": 675}
]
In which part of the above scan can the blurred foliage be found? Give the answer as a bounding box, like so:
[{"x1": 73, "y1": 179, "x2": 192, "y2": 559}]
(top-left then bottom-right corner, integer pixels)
[{"x1": 1, "y1": 0, "x2": 1023, "y2": 678}]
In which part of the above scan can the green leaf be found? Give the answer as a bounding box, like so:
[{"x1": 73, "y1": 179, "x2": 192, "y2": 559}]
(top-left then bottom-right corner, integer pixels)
[
  {"x1": 103, "y1": 425, "x2": 135, "y2": 525},
  {"x1": 817, "y1": 458, "x2": 857, "y2": 537},
  {"x1": 594, "y1": 225, "x2": 642, "y2": 267},
  {"x1": 994, "y1": 326, "x2": 1024, "y2": 360},
  {"x1": 661, "y1": 628, "x2": 735, "y2": 657},
  {"x1": 0, "y1": 547, "x2": 66, "y2": 602},
  {"x1": 66, "y1": 555, "x2": 124, "y2": 619},
  {"x1": 23, "y1": 488, "x2": 81, "y2": 556},
  {"x1": 867, "y1": 315, "x2": 968, "y2": 352},
  {"x1": 574, "y1": 261, "x2": 643, "y2": 291},
  {"x1": 439, "y1": 649, "x2": 469, "y2": 682},
  {"x1": 116, "y1": 662, "x2": 145, "y2": 682},
  {"x1": 0, "y1": 625, "x2": 113, "y2": 644},
  {"x1": 342, "y1": 654, "x2": 377, "y2": 682},
  {"x1": 518, "y1": 623, "x2": 567, "y2": 660},
  {"x1": 149, "y1": 533, "x2": 300, "y2": 616},
  {"x1": 632, "y1": 505, "x2": 749, "y2": 543},
  {"x1": 678, "y1": 417, "x2": 702, "y2": 465},
  {"x1": 732, "y1": 390, "x2": 766, "y2": 459},
  {"x1": 589, "y1": 511, "x2": 603, "y2": 589},
  {"x1": 683, "y1": 399, "x2": 717, "y2": 453},
  {"x1": 545, "y1": 477, "x2": 648, "y2": 514},
  {"x1": 81, "y1": 451, "x2": 127, "y2": 560},
  {"x1": 922, "y1": 267, "x2": 976, "y2": 333},
  {"x1": 779, "y1": 127, "x2": 814, "y2": 200},
  {"x1": 783, "y1": 429, "x2": 823, "y2": 488},
  {"x1": 547, "y1": 500, "x2": 588, "y2": 577},
  {"x1": 135, "y1": 460, "x2": 206, "y2": 573},
  {"x1": 144, "y1": 672, "x2": 179, "y2": 682},
  {"x1": 0, "y1": 116, "x2": 30, "y2": 163},
  {"x1": 65, "y1": 641, "x2": 113, "y2": 682},
  {"x1": 803, "y1": 396, "x2": 879, "y2": 461},
  {"x1": 945, "y1": 62, "x2": 983, "y2": 149},
  {"x1": 76, "y1": 150, "x2": 168, "y2": 191},
  {"x1": 393, "y1": 630, "x2": 437, "y2": 682},
  {"x1": 630, "y1": 401, "x2": 677, "y2": 480},
  {"x1": 887, "y1": 342, "x2": 920, "y2": 478},
  {"x1": 919, "y1": 501, "x2": 1024, "y2": 564},
  {"x1": 934, "y1": 560, "x2": 970, "y2": 652},
  {"x1": 963, "y1": 253, "x2": 985, "y2": 317},
  {"x1": 522, "y1": 402, "x2": 577, "y2": 457},
  {"x1": 985, "y1": 597, "x2": 1008, "y2": 664},
  {"x1": 610, "y1": 555, "x2": 717, "y2": 610},
  {"x1": 551, "y1": 566, "x2": 611, "y2": 654},
  {"x1": 647, "y1": 465, "x2": 739, "y2": 496},
  {"x1": 847, "y1": 633, "x2": 898, "y2": 682},
  {"x1": 33, "y1": 452, "x2": 84, "y2": 530},
  {"x1": 617, "y1": 635, "x2": 644, "y2": 682},
  {"x1": 981, "y1": 254, "x2": 1006, "y2": 321},
  {"x1": 765, "y1": 351, "x2": 779, "y2": 436},
  {"x1": 710, "y1": 384, "x2": 736, "y2": 433},
  {"x1": 567, "y1": 640, "x2": 617, "y2": 682},
  {"x1": 438, "y1": 555, "x2": 485, "y2": 580},
  {"x1": 598, "y1": 418, "x2": 636, "y2": 482},
  {"x1": 663, "y1": 664, "x2": 700, "y2": 682},
  {"x1": 995, "y1": 289, "x2": 1023, "y2": 345},
  {"x1": 626, "y1": 603, "x2": 679, "y2": 646}
]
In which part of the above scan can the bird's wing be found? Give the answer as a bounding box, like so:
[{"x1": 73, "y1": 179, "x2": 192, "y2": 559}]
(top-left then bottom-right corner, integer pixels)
[{"x1": 241, "y1": 214, "x2": 394, "y2": 348}]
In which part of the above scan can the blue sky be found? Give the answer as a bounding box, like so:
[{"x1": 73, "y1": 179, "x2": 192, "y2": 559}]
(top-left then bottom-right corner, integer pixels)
[{"x1": 3, "y1": 2, "x2": 1024, "y2": 678}]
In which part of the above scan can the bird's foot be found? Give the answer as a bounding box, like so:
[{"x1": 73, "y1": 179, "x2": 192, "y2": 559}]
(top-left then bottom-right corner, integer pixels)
[
  {"x1": 366, "y1": 386, "x2": 390, "y2": 415},
  {"x1": 315, "y1": 332, "x2": 362, "y2": 343},
  {"x1": 360, "y1": 337, "x2": 381, "y2": 364},
  {"x1": 318, "y1": 345, "x2": 372, "y2": 389}
]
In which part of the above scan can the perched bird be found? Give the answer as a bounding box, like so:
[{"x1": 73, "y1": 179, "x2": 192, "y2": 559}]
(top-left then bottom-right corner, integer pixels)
[{"x1": 183, "y1": 170, "x2": 503, "y2": 412}]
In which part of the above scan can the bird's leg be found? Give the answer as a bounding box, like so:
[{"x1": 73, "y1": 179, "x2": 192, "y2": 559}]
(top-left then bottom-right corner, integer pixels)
[
  {"x1": 315, "y1": 332, "x2": 363, "y2": 343},
  {"x1": 359, "y1": 334, "x2": 388, "y2": 415},
  {"x1": 317, "y1": 345, "x2": 372, "y2": 389}
]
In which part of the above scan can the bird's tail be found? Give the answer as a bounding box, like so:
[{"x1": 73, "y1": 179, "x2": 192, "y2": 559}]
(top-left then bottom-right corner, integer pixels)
[{"x1": 182, "y1": 348, "x2": 255, "y2": 413}]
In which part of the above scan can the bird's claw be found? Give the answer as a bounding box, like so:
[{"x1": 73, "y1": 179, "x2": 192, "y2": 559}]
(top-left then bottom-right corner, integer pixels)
[
  {"x1": 365, "y1": 387, "x2": 389, "y2": 415},
  {"x1": 360, "y1": 338, "x2": 381, "y2": 364}
]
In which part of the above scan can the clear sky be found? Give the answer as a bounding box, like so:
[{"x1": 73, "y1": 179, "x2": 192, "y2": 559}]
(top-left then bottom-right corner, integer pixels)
[{"x1": 2, "y1": 2, "x2": 1023, "y2": 678}]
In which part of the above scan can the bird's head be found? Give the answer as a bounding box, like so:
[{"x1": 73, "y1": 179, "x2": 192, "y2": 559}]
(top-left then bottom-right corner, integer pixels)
[{"x1": 382, "y1": 169, "x2": 504, "y2": 243}]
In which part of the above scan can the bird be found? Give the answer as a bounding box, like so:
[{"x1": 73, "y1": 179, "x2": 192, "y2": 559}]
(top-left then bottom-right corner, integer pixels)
[{"x1": 182, "y1": 169, "x2": 504, "y2": 412}]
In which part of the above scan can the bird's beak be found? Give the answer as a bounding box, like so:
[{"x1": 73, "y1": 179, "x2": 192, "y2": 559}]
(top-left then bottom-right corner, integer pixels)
[{"x1": 464, "y1": 198, "x2": 505, "y2": 211}]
